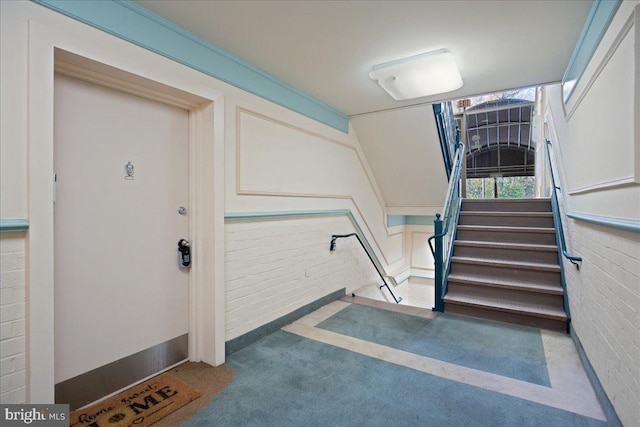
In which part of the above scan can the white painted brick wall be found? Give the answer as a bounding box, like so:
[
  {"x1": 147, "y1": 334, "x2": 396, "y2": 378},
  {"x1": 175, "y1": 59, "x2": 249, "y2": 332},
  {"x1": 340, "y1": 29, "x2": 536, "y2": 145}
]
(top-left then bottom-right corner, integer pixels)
[
  {"x1": 561, "y1": 214, "x2": 640, "y2": 426},
  {"x1": 225, "y1": 214, "x2": 379, "y2": 340},
  {"x1": 0, "y1": 233, "x2": 27, "y2": 404}
]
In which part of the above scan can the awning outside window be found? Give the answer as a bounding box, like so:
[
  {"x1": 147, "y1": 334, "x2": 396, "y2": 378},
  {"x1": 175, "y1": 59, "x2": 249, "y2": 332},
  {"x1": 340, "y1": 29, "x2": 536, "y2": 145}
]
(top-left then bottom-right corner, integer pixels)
[{"x1": 464, "y1": 99, "x2": 535, "y2": 178}]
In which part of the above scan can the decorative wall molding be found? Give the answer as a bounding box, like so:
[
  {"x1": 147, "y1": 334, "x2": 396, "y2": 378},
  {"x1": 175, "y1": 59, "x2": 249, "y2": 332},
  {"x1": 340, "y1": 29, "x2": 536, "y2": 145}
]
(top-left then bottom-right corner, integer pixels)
[
  {"x1": 410, "y1": 231, "x2": 434, "y2": 272},
  {"x1": 235, "y1": 107, "x2": 404, "y2": 266},
  {"x1": 236, "y1": 108, "x2": 386, "y2": 207},
  {"x1": 567, "y1": 176, "x2": 637, "y2": 195},
  {"x1": 564, "y1": 9, "x2": 634, "y2": 119},
  {"x1": 33, "y1": 0, "x2": 349, "y2": 132},
  {"x1": 0, "y1": 219, "x2": 29, "y2": 232},
  {"x1": 545, "y1": 109, "x2": 640, "y2": 234}
]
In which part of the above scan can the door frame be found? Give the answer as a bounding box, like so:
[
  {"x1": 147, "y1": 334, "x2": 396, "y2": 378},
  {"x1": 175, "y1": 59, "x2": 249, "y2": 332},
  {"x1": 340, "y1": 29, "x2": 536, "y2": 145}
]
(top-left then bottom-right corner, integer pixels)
[{"x1": 27, "y1": 20, "x2": 225, "y2": 403}]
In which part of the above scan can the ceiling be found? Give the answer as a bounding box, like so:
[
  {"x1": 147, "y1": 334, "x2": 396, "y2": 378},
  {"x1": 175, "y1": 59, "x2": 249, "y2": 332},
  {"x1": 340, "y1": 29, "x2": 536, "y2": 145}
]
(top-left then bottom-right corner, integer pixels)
[
  {"x1": 135, "y1": 0, "x2": 592, "y2": 117},
  {"x1": 133, "y1": 0, "x2": 592, "y2": 212}
]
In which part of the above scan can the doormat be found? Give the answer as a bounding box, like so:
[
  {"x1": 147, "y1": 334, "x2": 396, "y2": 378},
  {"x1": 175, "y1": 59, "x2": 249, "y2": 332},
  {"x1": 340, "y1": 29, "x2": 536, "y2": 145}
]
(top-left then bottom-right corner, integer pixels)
[{"x1": 69, "y1": 373, "x2": 201, "y2": 427}]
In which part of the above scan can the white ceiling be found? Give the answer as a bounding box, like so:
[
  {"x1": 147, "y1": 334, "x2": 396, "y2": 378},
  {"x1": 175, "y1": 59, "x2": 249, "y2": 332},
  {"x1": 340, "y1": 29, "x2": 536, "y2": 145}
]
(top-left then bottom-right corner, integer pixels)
[
  {"x1": 135, "y1": 0, "x2": 592, "y2": 116},
  {"x1": 134, "y1": 0, "x2": 592, "y2": 212}
]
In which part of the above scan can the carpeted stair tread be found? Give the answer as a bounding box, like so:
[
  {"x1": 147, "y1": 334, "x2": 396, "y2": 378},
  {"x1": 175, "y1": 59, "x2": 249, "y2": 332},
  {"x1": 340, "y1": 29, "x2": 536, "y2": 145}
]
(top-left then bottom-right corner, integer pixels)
[
  {"x1": 463, "y1": 198, "x2": 550, "y2": 203},
  {"x1": 460, "y1": 211, "x2": 553, "y2": 217},
  {"x1": 447, "y1": 273, "x2": 564, "y2": 295},
  {"x1": 461, "y1": 199, "x2": 552, "y2": 213},
  {"x1": 444, "y1": 290, "x2": 567, "y2": 321},
  {"x1": 451, "y1": 256, "x2": 561, "y2": 272},
  {"x1": 454, "y1": 240, "x2": 558, "y2": 252},
  {"x1": 447, "y1": 198, "x2": 566, "y2": 332},
  {"x1": 457, "y1": 225, "x2": 555, "y2": 233}
]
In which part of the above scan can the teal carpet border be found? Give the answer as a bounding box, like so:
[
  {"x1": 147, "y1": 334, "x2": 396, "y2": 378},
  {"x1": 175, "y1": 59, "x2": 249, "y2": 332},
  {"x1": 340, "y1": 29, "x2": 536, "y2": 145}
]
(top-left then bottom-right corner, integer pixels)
[{"x1": 317, "y1": 304, "x2": 551, "y2": 387}]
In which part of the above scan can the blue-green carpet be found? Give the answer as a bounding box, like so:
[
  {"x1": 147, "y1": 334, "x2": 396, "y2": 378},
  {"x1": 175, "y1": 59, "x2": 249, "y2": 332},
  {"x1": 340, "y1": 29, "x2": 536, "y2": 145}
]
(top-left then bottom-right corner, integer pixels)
[
  {"x1": 317, "y1": 304, "x2": 550, "y2": 386},
  {"x1": 184, "y1": 311, "x2": 606, "y2": 426}
]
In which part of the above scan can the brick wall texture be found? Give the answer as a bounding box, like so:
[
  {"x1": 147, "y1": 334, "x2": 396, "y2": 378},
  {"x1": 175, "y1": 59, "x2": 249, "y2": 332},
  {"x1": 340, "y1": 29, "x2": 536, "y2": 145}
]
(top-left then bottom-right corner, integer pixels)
[
  {"x1": 563, "y1": 216, "x2": 640, "y2": 426},
  {"x1": 225, "y1": 214, "x2": 380, "y2": 340},
  {"x1": 0, "y1": 233, "x2": 27, "y2": 404}
]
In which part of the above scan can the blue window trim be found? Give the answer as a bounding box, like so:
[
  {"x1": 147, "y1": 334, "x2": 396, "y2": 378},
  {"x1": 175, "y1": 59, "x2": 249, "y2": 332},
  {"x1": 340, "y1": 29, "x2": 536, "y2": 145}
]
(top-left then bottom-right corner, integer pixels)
[
  {"x1": 32, "y1": 0, "x2": 349, "y2": 133},
  {"x1": 562, "y1": 0, "x2": 622, "y2": 102}
]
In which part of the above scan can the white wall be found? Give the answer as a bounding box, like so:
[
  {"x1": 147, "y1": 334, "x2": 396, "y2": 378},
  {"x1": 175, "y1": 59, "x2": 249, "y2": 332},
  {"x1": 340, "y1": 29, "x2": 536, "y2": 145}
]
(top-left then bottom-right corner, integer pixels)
[
  {"x1": 351, "y1": 106, "x2": 448, "y2": 215},
  {"x1": 0, "y1": 0, "x2": 421, "y2": 403},
  {"x1": 225, "y1": 214, "x2": 379, "y2": 340},
  {"x1": 544, "y1": 3, "x2": 640, "y2": 425},
  {"x1": 548, "y1": 2, "x2": 640, "y2": 220},
  {"x1": 405, "y1": 225, "x2": 435, "y2": 277},
  {"x1": 230, "y1": 109, "x2": 405, "y2": 270}
]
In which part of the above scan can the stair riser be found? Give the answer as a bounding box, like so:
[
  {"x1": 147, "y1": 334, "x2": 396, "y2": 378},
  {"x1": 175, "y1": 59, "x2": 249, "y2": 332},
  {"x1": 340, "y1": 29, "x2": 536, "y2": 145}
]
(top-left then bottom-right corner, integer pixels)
[
  {"x1": 458, "y1": 214, "x2": 554, "y2": 228},
  {"x1": 449, "y1": 262, "x2": 560, "y2": 286},
  {"x1": 453, "y1": 245, "x2": 559, "y2": 264},
  {"x1": 462, "y1": 200, "x2": 551, "y2": 212},
  {"x1": 446, "y1": 282, "x2": 564, "y2": 310},
  {"x1": 444, "y1": 303, "x2": 566, "y2": 333},
  {"x1": 456, "y1": 229, "x2": 557, "y2": 245},
  {"x1": 448, "y1": 198, "x2": 564, "y2": 332}
]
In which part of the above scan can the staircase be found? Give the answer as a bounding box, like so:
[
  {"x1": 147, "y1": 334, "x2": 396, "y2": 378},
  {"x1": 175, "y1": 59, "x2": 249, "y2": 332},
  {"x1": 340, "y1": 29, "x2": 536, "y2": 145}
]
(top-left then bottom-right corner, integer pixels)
[{"x1": 444, "y1": 198, "x2": 568, "y2": 332}]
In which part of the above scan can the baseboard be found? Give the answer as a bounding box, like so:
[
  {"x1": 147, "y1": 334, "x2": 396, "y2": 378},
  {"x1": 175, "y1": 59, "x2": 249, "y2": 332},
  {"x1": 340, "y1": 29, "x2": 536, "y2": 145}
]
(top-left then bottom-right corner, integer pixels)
[
  {"x1": 225, "y1": 288, "x2": 346, "y2": 355},
  {"x1": 570, "y1": 325, "x2": 623, "y2": 427}
]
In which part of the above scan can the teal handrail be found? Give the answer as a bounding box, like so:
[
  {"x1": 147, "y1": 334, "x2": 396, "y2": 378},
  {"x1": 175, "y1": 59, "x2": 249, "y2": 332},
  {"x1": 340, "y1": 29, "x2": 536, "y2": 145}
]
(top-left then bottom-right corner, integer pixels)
[
  {"x1": 433, "y1": 102, "x2": 459, "y2": 178},
  {"x1": 330, "y1": 233, "x2": 402, "y2": 304},
  {"x1": 545, "y1": 140, "x2": 582, "y2": 270},
  {"x1": 428, "y1": 141, "x2": 465, "y2": 312},
  {"x1": 546, "y1": 139, "x2": 582, "y2": 330}
]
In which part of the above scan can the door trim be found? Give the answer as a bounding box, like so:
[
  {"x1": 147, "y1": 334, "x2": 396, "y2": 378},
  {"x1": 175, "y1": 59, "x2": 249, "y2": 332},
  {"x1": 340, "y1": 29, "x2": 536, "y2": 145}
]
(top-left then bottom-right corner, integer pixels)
[{"x1": 27, "y1": 20, "x2": 225, "y2": 403}]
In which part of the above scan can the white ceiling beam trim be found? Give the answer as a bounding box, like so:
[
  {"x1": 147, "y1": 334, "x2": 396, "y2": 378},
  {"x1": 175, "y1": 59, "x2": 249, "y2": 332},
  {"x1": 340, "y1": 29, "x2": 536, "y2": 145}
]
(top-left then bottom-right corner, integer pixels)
[{"x1": 32, "y1": 0, "x2": 350, "y2": 133}]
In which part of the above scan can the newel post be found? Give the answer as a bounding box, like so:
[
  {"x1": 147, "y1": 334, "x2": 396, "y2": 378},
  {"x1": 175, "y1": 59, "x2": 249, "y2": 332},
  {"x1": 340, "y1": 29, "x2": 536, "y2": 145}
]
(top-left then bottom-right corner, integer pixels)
[{"x1": 433, "y1": 213, "x2": 444, "y2": 312}]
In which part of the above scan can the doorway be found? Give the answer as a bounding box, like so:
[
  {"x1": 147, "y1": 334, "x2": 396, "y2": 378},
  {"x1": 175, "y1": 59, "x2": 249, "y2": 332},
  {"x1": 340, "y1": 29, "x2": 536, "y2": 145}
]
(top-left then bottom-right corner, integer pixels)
[
  {"x1": 53, "y1": 73, "x2": 191, "y2": 408},
  {"x1": 27, "y1": 25, "x2": 225, "y2": 403}
]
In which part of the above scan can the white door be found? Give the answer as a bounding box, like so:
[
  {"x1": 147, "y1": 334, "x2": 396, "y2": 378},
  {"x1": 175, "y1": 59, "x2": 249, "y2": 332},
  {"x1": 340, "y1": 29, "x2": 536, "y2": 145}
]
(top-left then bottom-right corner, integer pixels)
[{"x1": 53, "y1": 74, "x2": 190, "y2": 393}]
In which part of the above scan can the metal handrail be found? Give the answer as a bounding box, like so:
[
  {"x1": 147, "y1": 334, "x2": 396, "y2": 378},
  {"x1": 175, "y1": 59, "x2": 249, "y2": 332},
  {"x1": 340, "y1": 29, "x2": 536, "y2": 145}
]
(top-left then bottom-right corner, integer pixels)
[
  {"x1": 330, "y1": 233, "x2": 402, "y2": 303},
  {"x1": 428, "y1": 141, "x2": 465, "y2": 312},
  {"x1": 545, "y1": 140, "x2": 582, "y2": 270},
  {"x1": 433, "y1": 102, "x2": 459, "y2": 179},
  {"x1": 428, "y1": 142, "x2": 465, "y2": 256}
]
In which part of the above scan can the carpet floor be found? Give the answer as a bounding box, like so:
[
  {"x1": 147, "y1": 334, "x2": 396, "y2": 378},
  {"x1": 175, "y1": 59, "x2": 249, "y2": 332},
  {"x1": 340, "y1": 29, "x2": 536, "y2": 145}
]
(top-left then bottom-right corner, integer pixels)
[
  {"x1": 183, "y1": 299, "x2": 607, "y2": 427},
  {"x1": 317, "y1": 303, "x2": 550, "y2": 386}
]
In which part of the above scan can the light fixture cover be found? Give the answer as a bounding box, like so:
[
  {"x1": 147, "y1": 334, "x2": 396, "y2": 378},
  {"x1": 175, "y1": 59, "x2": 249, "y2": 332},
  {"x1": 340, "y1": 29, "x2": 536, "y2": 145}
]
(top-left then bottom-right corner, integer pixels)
[{"x1": 369, "y1": 49, "x2": 463, "y2": 100}]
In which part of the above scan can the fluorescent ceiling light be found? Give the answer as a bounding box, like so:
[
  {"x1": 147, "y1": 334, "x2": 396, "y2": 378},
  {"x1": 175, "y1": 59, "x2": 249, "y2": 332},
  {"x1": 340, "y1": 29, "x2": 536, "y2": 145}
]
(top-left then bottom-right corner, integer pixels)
[{"x1": 369, "y1": 49, "x2": 463, "y2": 100}]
